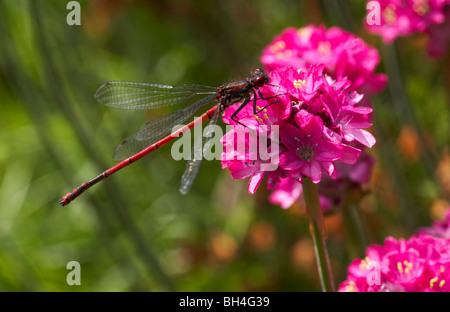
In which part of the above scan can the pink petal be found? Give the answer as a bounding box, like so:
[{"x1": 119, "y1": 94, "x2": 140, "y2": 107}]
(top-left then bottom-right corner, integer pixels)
[
  {"x1": 305, "y1": 73, "x2": 315, "y2": 94},
  {"x1": 302, "y1": 160, "x2": 322, "y2": 183},
  {"x1": 343, "y1": 128, "x2": 376, "y2": 148},
  {"x1": 348, "y1": 154, "x2": 375, "y2": 184},
  {"x1": 228, "y1": 161, "x2": 255, "y2": 179},
  {"x1": 269, "y1": 177, "x2": 303, "y2": 209},
  {"x1": 360, "y1": 73, "x2": 388, "y2": 94},
  {"x1": 288, "y1": 169, "x2": 304, "y2": 183},
  {"x1": 315, "y1": 142, "x2": 344, "y2": 161},
  {"x1": 280, "y1": 123, "x2": 304, "y2": 150},
  {"x1": 340, "y1": 110, "x2": 373, "y2": 129},
  {"x1": 298, "y1": 112, "x2": 323, "y2": 142},
  {"x1": 339, "y1": 144, "x2": 362, "y2": 164},
  {"x1": 322, "y1": 161, "x2": 338, "y2": 179},
  {"x1": 294, "y1": 109, "x2": 313, "y2": 128},
  {"x1": 346, "y1": 91, "x2": 364, "y2": 106},
  {"x1": 248, "y1": 171, "x2": 265, "y2": 194},
  {"x1": 280, "y1": 151, "x2": 304, "y2": 170}
]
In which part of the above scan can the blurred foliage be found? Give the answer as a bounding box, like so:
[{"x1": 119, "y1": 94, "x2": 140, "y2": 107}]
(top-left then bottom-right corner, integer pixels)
[{"x1": 0, "y1": 0, "x2": 449, "y2": 291}]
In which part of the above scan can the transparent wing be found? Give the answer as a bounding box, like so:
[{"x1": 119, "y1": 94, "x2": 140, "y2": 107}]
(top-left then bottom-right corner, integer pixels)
[
  {"x1": 179, "y1": 105, "x2": 221, "y2": 195},
  {"x1": 113, "y1": 94, "x2": 217, "y2": 161},
  {"x1": 94, "y1": 81, "x2": 217, "y2": 110}
]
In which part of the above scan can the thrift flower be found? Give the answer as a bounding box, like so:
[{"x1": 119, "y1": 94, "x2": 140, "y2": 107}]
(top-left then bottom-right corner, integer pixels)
[
  {"x1": 365, "y1": 0, "x2": 450, "y2": 58},
  {"x1": 221, "y1": 66, "x2": 376, "y2": 195},
  {"x1": 419, "y1": 208, "x2": 450, "y2": 239},
  {"x1": 427, "y1": 5, "x2": 450, "y2": 58},
  {"x1": 261, "y1": 25, "x2": 387, "y2": 94},
  {"x1": 339, "y1": 233, "x2": 450, "y2": 292}
]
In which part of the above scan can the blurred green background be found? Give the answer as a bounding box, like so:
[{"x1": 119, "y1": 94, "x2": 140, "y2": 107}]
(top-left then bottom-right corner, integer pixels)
[{"x1": 0, "y1": 0, "x2": 449, "y2": 291}]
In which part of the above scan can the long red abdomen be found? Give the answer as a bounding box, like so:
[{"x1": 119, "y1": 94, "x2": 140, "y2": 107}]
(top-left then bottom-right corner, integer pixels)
[{"x1": 59, "y1": 105, "x2": 218, "y2": 206}]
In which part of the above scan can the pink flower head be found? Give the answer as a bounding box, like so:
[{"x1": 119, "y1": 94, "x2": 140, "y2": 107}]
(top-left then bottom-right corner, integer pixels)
[
  {"x1": 427, "y1": 5, "x2": 450, "y2": 58},
  {"x1": 221, "y1": 66, "x2": 376, "y2": 197},
  {"x1": 366, "y1": 0, "x2": 418, "y2": 43},
  {"x1": 419, "y1": 208, "x2": 450, "y2": 239},
  {"x1": 365, "y1": 0, "x2": 450, "y2": 58},
  {"x1": 339, "y1": 233, "x2": 450, "y2": 292},
  {"x1": 261, "y1": 25, "x2": 387, "y2": 94}
]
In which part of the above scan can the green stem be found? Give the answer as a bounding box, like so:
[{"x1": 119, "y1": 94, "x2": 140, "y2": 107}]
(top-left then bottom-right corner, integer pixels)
[
  {"x1": 302, "y1": 177, "x2": 335, "y2": 292},
  {"x1": 342, "y1": 203, "x2": 368, "y2": 259}
]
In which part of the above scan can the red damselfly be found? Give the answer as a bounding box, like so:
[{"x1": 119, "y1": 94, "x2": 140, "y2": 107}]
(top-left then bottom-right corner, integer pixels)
[{"x1": 59, "y1": 68, "x2": 277, "y2": 206}]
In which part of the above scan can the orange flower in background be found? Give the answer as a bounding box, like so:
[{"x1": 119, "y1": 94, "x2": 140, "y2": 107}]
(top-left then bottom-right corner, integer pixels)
[
  {"x1": 247, "y1": 221, "x2": 276, "y2": 252},
  {"x1": 437, "y1": 150, "x2": 450, "y2": 196},
  {"x1": 210, "y1": 232, "x2": 238, "y2": 262},
  {"x1": 397, "y1": 126, "x2": 420, "y2": 161},
  {"x1": 83, "y1": 0, "x2": 132, "y2": 38}
]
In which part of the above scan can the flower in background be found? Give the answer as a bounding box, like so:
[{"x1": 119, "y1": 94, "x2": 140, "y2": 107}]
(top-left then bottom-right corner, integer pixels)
[
  {"x1": 419, "y1": 208, "x2": 450, "y2": 239},
  {"x1": 365, "y1": 0, "x2": 450, "y2": 58},
  {"x1": 221, "y1": 66, "x2": 376, "y2": 195},
  {"x1": 261, "y1": 25, "x2": 387, "y2": 94},
  {"x1": 427, "y1": 5, "x2": 450, "y2": 58},
  {"x1": 339, "y1": 233, "x2": 450, "y2": 292}
]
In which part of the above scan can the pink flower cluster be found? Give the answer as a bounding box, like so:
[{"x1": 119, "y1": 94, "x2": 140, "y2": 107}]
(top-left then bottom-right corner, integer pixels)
[
  {"x1": 420, "y1": 208, "x2": 450, "y2": 239},
  {"x1": 261, "y1": 25, "x2": 387, "y2": 94},
  {"x1": 220, "y1": 65, "x2": 375, "y2": 194},
  {"x1": 340, "y1": 209, "x2": 450, "y2": 292},
  {"x1": 231, "y1": 25, "x2": 383, "y2": 209},
  {"x1": 366, "y1": 0, "x2": 450, "y2": 58},
  {"x1": 339, "y1": 234, "x2": 450, "y2": 292}
]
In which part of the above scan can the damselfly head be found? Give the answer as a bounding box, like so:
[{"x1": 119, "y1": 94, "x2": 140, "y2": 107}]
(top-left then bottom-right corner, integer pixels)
[
  {"x1": 251, "y1": 68, "x2": 264, "y2": 76},
  {"x1": 251, "y1": 68, "x2": 269, "y2": 86}
]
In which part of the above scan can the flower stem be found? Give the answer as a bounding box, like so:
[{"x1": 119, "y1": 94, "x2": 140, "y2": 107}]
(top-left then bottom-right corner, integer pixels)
[
  {"x1": 342, "y1": 203, "x2": 368, "y2": 259},
  {"x1": 302, "y1": 176, "x2": 335, "y2": 292}
]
